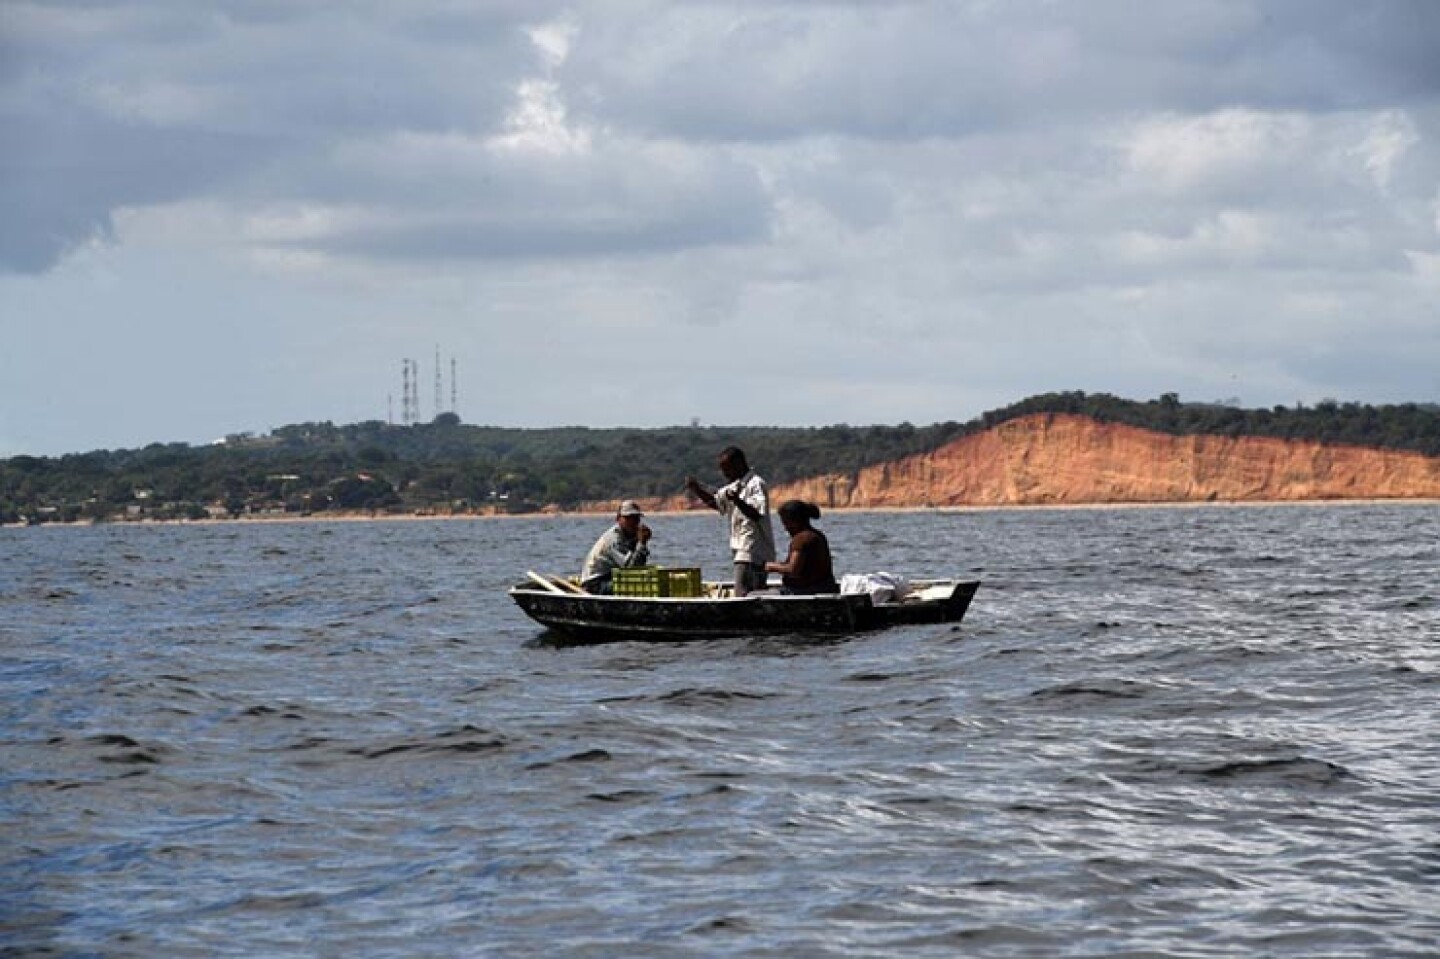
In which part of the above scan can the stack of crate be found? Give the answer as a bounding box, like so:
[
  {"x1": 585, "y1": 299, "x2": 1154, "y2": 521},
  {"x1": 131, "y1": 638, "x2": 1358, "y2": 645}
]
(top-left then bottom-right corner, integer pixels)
[{"x1": 612, "y1": 566, "x2": 703, "y2": 598}]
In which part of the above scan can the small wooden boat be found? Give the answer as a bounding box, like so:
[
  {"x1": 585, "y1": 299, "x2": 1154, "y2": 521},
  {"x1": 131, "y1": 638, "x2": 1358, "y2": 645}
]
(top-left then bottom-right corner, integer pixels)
[{"x1": 509, "y1": 572, "x2": 980, "y2": 644}]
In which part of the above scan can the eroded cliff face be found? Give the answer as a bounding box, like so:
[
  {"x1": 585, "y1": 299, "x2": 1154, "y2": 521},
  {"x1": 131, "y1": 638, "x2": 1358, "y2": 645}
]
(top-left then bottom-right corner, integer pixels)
[{"x1": 766, "y1": 413, "x2": 1440, "y2": 509}]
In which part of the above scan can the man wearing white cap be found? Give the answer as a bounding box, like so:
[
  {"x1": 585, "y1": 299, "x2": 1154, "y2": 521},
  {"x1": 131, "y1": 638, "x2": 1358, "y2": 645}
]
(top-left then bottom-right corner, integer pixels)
[{"x1": 580, "y1": 500, "x2": 653, "y2": 594}]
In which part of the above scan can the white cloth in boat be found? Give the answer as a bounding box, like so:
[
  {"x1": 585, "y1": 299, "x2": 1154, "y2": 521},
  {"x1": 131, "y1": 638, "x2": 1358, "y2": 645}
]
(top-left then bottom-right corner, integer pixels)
[{"x1": 839, "y1": 572, "x2": 912, "y2": 604}]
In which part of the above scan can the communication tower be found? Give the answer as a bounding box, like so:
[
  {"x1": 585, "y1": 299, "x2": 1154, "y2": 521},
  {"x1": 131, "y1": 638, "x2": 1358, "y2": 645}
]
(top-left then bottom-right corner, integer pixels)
[
  {"x1": 434, "y1": 347, "x2": 443, "y2": 420},
  {"x1": 401, "y1": 360, "x2": 412, "y2": 425},
  {"x1": 397, "y1": 352, "x2": 458, "y2": 424},
  {"x1": 401, "y1": 358, "x2": 423, "y2": 425}
]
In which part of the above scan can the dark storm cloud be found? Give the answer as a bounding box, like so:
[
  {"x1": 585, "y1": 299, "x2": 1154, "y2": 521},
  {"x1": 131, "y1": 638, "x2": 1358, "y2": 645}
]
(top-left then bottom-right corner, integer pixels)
[
  {"x1": 6, "y1": 0, "x2": 1436, "y2": 274},
  {"x1": 0, "y1": 106, "x2": 263, "y2": 272},
  {"x1": 0, "y1": 0, "x2": 546, "y2": 273},
  {"x1": 564, "y1": 0, "x2": 1440, "y2": 141}
]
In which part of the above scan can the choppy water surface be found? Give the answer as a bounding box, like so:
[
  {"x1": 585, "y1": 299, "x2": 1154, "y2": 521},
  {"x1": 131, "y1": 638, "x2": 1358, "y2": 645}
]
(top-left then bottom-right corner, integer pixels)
[{"x1": 4, "y1": 504, "x2": 1439, "y2": 957}]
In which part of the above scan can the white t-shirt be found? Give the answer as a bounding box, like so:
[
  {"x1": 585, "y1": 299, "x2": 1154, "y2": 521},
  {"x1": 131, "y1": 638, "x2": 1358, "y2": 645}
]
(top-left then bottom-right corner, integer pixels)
[{"x1": 716, "y1": 470, "x2": 776, "y2": 565}]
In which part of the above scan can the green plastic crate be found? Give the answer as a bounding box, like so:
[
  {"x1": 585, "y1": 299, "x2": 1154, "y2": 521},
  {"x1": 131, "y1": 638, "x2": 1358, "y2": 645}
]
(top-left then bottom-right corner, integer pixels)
[
  {"x1": 665, "y1": 568, "x2": 702, "y2": 598},
  {"x1": 613, "y1": 566, "x2": 666, "y2": 597},
  {"x1": 612, "y1": 566, "x2": 703, "y2": 598}
]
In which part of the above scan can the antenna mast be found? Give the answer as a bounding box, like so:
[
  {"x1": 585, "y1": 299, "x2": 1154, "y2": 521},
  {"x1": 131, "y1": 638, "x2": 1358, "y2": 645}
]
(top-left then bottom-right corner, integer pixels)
[
  {"x1": 401, "y1": 358, "x2": 423, "y2": 425},
  {"x1": 401, "y1": 360, "x2": 412, "y2": 425},
  {"x1": 410, "y1": 358, "x2": 421, "y2": 423},
  {"x1": 433, "y1": 346, "x2": 442, "y2": 421}
]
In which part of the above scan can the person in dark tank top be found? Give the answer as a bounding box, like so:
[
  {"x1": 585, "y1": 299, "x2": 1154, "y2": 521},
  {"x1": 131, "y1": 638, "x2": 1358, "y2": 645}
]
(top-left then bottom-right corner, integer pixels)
[{"x1": 765, "y1": 499, "x2": 839, "y2": 595}]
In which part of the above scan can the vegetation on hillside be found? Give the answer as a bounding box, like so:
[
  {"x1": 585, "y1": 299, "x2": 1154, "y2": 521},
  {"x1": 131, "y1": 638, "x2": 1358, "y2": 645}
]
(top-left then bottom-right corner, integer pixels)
[
  {"x1": 983, "y1": 392, "x2": 1440, "y2": 454},
  {"x1": 3, "y1": 392, "x2": 1437, "y2": 524}
]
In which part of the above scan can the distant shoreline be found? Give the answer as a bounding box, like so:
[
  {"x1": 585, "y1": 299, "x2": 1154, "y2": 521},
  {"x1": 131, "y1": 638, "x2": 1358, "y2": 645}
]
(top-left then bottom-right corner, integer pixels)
[{"x1": 8, "y1": 496, "x2": 1439, "y2": 529}]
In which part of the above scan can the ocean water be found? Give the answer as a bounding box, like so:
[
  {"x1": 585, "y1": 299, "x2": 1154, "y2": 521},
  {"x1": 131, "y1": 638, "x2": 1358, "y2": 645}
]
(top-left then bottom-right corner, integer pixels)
[{"x1": 3, "y1": 503, "x2": 1438, "y2": 958}]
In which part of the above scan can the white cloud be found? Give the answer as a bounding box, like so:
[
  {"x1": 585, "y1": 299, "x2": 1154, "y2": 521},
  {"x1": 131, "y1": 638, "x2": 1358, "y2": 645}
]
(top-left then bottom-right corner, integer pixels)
[
  {"x1": 491, "y1": 17, "x2": 590, "y2": 156},
  {"x1": 1405, "y1": 249, "x2": 1440, "y2": 290},
  {"x1": 1120, "y1": 109, "x2": 1312, "y2": 195},
  {"x1": 526, "y1": 16, "x2": 578, "y2": 69},
  {"x1": 1351, "y1": 110, "x2": 1419, "y2": 193},
  {"x1": 489, "y1": 79, "x2": 592, "y2": 156}
]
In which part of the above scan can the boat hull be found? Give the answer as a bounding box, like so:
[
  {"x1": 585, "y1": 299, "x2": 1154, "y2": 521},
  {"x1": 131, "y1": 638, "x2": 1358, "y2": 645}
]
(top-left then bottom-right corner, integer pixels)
[{"x1": 509, "y1": 579, "x2": 980, "y2": 644}]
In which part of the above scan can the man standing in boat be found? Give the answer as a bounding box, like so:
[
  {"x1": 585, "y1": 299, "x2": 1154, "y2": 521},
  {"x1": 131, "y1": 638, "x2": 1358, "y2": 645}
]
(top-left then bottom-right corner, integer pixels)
[
  {"x1": 685, "y1": 446, "x2": 776, "y2": 596},
  {"x1": 580, "y1": 500, "x2": 652, "y2": 594}
]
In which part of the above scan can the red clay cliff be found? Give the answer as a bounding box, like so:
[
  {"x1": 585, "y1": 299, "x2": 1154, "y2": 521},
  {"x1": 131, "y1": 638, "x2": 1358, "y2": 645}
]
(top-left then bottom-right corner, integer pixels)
[{"x1": 770, "y1": 413, "x2": 1440, "y2": 508}]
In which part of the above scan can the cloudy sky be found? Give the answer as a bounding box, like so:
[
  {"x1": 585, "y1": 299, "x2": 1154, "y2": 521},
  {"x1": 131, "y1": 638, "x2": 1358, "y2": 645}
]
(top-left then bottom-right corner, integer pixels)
[{"x1": 3, "y1": 1, "x2": 1439, "y2": 456}]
